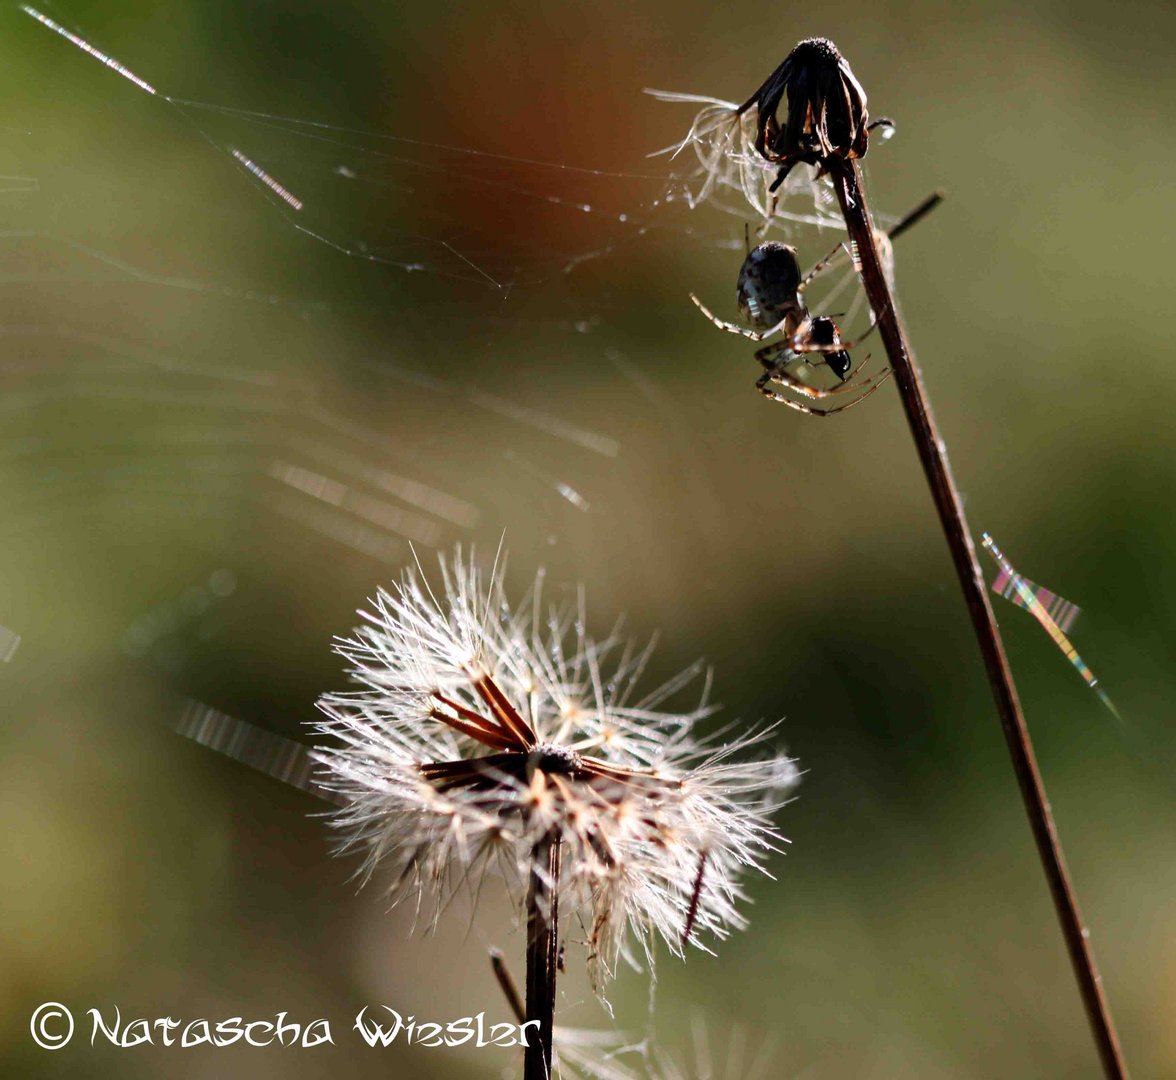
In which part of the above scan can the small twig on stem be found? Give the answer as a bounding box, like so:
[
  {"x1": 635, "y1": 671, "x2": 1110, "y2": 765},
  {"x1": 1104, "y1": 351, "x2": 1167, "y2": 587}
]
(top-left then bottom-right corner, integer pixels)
[
  {"x1": 490, "y1": 947, "x2": 527, "y2": 1025},
  {"x1": 524, "y1": 831, "x2": 561, "y2": 1080},
  {"x1": 828, "y1": 153, "x2": 1127, "y2": 1080}
]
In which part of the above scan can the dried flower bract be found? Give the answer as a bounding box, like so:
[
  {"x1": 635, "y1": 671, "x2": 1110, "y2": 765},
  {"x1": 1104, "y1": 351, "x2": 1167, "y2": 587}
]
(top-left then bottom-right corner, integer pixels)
[{"x1": 314, "y1": 548, "x2": 797, "y2": 988}]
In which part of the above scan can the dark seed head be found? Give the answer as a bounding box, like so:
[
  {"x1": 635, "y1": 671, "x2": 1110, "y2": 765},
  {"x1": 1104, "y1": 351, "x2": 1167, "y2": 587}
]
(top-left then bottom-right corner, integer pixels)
[
  {"x1": 528, "y1": 743, "x2": 584, "y2": 779},
  {"x1": 789, "y1": 37, "x2": 843, "y2": 66},
  {"x1": 740, "y1": 37, "x2": 872, "y2": 174}
]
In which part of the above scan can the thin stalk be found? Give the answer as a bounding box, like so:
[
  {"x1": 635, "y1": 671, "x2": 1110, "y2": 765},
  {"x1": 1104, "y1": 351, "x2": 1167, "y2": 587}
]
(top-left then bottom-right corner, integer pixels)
[
  {"x1": 828, "y1": 156, "x2": 1127, "y2": 1080},
  {"x1": 490, "y1": 947, "x2": 527, "y2": 1025},
  {"x1": 524, "y1": 831, "x2": 561, "y2": 1080}
]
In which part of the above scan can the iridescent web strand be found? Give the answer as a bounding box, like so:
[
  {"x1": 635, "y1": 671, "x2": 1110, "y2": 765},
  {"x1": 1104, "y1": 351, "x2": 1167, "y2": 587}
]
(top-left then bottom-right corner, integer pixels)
[
  {"x1": 22, "y1": 9, "x2": 305, "y2": 213},
  {"x1": 981, "y1": 533, "x2": 1119, "y2": 720},
  {"x1": 991, "y1": 565, "x2": 1081, "y2": 633},
  {"x1": 230, "y1": 149, "x2": 304, "y2": 211},
  {"x1": 173, "y1": 699, "x2": 346, "y2": 805},
  {"x1": 21, "y1": 7, "x2": 157, "y2": 96}
]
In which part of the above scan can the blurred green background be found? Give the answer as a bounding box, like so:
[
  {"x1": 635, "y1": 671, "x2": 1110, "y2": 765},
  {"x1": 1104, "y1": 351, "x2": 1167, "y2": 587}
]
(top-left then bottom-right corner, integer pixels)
[{"x1": 2, "y1": 1, "x2": 1174, "y2": 1076}]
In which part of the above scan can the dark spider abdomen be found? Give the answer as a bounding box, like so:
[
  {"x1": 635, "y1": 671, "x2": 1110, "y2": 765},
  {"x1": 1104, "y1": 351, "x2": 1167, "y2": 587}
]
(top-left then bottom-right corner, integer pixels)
[{"x1": 737, "y1": 242, "x2": 804, "y2": 329}]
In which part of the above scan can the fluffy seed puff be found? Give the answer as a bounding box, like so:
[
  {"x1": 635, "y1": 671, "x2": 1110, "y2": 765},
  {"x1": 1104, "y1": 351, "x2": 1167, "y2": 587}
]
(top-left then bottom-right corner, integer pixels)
[
  {"x1": 313, "y1": 548, "x2": 798, "y2": 988},
  {"x1": 647, "y1": 86, "x2": 836, "y2": 226}
]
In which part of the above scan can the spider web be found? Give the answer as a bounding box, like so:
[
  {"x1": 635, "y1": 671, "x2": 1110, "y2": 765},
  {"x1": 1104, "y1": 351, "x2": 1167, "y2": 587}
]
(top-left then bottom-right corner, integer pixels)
[
  {"x1": 14, "y1": 3, "x2": 747, "y2": 289},
  {"x1": 2, "y1": 3, "x2": 897, "y2": 716}
]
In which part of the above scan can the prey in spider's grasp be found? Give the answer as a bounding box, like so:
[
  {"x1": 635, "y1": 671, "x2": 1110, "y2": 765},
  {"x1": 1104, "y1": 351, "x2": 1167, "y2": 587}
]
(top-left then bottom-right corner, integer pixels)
[{"x1": 691, "y1": 191, "x2": 942, "y2": 416}]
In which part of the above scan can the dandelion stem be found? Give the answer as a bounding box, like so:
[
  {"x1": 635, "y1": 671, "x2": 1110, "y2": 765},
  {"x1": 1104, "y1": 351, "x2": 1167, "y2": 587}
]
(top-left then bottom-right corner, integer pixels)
[
  {"x1": 828, "y1": 156, "x2": 1127, "y2": 1080},
  {"x1": 524, "y1": 831, "x2": 561, "y2": 1080}
]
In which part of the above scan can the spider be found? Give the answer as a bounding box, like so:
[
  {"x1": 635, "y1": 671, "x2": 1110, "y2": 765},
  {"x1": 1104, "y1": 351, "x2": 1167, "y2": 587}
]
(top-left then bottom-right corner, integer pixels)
[
  {"x1": 691, "y1": 191, "x2": 942, "y2": 417},
  {"x1": 691, "y1": 238, "x2": 887, "y2": 416}
]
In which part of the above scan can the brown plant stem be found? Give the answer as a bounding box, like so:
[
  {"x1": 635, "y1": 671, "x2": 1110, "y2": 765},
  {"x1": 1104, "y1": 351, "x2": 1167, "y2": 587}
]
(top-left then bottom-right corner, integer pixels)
[
  {"x1": 524, "y1": 831, "x2": 561, "y2": 1080},
  {"x1": 828, "y1": 156, "x2": 1127, "y2": 1080},
  {"x1": 490, "y1": 947, "x2": 527, "y2": 1025}
]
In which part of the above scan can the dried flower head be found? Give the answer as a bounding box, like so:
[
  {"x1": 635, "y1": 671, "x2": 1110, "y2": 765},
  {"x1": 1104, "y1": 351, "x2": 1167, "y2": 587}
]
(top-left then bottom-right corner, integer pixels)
[
  {"x1": 740, "y1": 38, "x2": 874, "y2": 190},
  {"x1": 649, "y1": 39, "x2": 886, "y2": 222},
  {"x1": 313, "y1": 548, "x2": 798, "y2": 988}
]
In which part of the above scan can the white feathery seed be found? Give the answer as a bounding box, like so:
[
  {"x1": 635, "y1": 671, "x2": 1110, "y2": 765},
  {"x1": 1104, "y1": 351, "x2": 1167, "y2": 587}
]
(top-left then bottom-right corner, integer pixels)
[{"x1": 645, "y1": 88, "x2": 840, "y2": 228}]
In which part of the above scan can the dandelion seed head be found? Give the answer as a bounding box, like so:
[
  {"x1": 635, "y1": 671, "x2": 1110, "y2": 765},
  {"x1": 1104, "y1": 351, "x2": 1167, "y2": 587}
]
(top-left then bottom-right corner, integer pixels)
[{"x1": 313, "y1": 546, "x2": 797, "y2": 988}]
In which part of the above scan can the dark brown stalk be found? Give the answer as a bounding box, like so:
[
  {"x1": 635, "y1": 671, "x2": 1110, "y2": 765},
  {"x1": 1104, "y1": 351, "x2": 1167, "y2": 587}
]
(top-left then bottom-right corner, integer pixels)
[
  {"x1": 523, "y1": 831, "x2": 561, "y2": 1080},
  {"x1": 828, "y1": 156, "x2": 1127, "y2": 1080},
  {"x1": 490, "y1": 948, "x2": 527, "y2": 1025}
]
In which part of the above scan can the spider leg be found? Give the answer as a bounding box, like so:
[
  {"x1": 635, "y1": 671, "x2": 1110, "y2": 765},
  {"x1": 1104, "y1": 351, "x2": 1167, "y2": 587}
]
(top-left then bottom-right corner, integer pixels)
[
  {"x1": 756, "y1": 382, "x2": 840, "y2": 415},
  {"x1": 834, "y1": 350, "x2": 879, "y2": 382},
  {"x1": 755, "y1": 338, "x2": 892, "y2": 400},
  {"x1": 754, "y1": 340, "x2": 796, "y2": 372},
  {"x1": 802, "y1": 346, "x2": 878, "y2": 381},
  {"x1": 690, "y1": 293, "x2": 788, "y2": 342},
  {"x1": 757, "y1": 370, "x2": 893, "y2": 416},
  {"x1": 798, "y1": 239, "x2": 851, "y2": 294},
  {"x1": 756, "y1": 337, "x2": 872, "y2": 382},
  {"x1": 764, "y1": 363, "x2": 894, "y2": 402}
]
